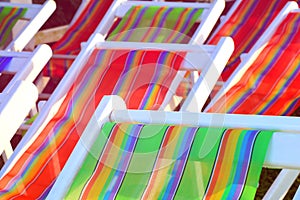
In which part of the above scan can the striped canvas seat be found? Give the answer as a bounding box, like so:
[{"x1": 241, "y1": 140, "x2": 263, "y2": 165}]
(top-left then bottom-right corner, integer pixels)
[
  {"x1": 43, "y1": 0, "x2": 113, "y2": 78},
  {"x1": 106, "y1": 5, "x2": 203, "y2": 43},
  {"x1": 45, "y1": 3, "x2": 203, "y2": 78},
  {"x1": 59, "y1": 123, "x2": 272, "y2": 199},
  {"x1": 208, "y1": 0, "x2": 294, "y2": 82},
  {"x1": 0, "y1": 49, "x2": 184, "y2": 199},
  {"x1": 0, "y1": 6, "x2": 27, "y2": 48},
  {"x1": 207, "y1": 12, "x2": 300, "y2": 116}
]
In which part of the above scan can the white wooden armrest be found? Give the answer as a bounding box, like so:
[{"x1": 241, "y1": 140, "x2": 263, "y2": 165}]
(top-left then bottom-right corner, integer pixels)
[{"x1": 0, "y1": 80, "x2": 38, "y2": 159}]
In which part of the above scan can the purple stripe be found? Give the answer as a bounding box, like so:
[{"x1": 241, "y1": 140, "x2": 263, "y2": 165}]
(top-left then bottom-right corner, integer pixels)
[
  {"x1": 112, "y1": 50, "x2": 139, "y2": 96},
  {"x1": 139, "y1": 51, "x2": 169, "y2": 109},
  {"x1": 231, "y1": 130, "x2": 259, "y2": 199},
  {"x1": 258, "y1": 16, "x2": 300, "y2": 114},
  {"x1": 149, "y1": 7, "x2": 173, "y2": 42},
  {"x1": 0, "y1": 56, "x2": 12, "y2": 72},
  {"x1": 109, "y1": 125, "x2": 143, "y2": 198},
  {"x1": 283, "y1": 96, "x2": 300, "y2": 115},
  {"x1": 227, "y1": 1, "x2": 283, "y2": 69},
  {"x1": 163, "y1": 127, "x2": 197, "y2": 199},
  {"x1": 53, "y1": 0, "x2": 101, "y2": 51},
  {"x1": 228, "y1": 25, "x2": 296, "y2": 113},
  {"x1": 122, "y1": 7, "x2": 148, "y2": 41},
  {"x1": 170, "y1": 8, "x2": 199, "y2": 43}
]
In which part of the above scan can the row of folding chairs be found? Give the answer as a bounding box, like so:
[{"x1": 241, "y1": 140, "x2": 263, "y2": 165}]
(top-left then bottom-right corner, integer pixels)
[{"x1": 0, "y1": 0, "x2": 299, "y2": 199}]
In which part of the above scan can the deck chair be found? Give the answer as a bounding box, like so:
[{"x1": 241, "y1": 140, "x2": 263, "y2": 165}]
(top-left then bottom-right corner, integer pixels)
[
  {"x1": 0, "y1": 0, "x2": 55, "y2": 51},
  {"x1": 46, "y1": 3, "x2": 300, "y2": 199},
  {"x1": 0, "y1": 44, "x2": 52, "y2": 162},
  {"x1": 0, "y1": 34, "x2": 233, "y2": 199},
  {"x1": 47, "y1": 95, "x2": 300, "y2": 199},
  {"x1": 44, "y1": 7, "x2": 300, "y2": 197},
  {"x1": 202, "y1": 6, "x2": 300, "y2": 199},
  {"x1": 43, "y1": 0, "x2": 225, "y2": 80},
  {"x1": 206, "y1": 0, "x2": 298, "y2": 86}
]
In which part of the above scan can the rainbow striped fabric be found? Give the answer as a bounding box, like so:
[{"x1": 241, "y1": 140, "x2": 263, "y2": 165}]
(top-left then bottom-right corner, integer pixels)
[
  {"x1": 43, "y1": 0, "x2": 113, "y2": 78},
  {"x1": 208, "y1": 13, "x2": 300, "y2": 116},
  {"x1": 45, "y1": 4, "x2": 202, "y2": 78},
  {"x1": 107, "y1": 5, "x2": 203, "y2": 99},
  {"x1": 64, "y1": 123, "x2": 272, "y2": 199},
  {"x1": 107, "y1": 6, "x2": 203, "y2": 43},
  {"x1": 0, "y1": 6, "x2": 27, "y2": 47},
  {"x1": 0, "y1": 56, "x2": 12, "y2": 72},
  {"x1": 208, "y1": 0, "x2": 291, "y2": 81},
  {"x1": 0, "y1": 49, "x2": 184, "y2": 199}
]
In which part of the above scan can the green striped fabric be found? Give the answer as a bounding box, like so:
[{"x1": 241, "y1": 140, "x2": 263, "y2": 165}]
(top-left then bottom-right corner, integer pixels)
[
  {"x1": 65, "y1": 123, "x2": 272, "y2": 199},
  {"x1": 0, "y1": 6, "x2": 27, "y2": 47},
  {"x1": 107, "y1": 6, "x2": 203, "y2": 43}
]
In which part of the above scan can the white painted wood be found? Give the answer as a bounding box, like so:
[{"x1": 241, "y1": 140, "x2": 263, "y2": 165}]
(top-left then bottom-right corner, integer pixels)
[
  {"x1": 263, "y1": 169, "x2": 300, "y2": 200},
  {"x1": 2, "y1": 44, "x2": 52, "y2": 92},
  {"x1": 180, "y1": 37, "x2": 234, "y2": 112},
  {"x1": 0, "y1": 81, "x2": 38, "y2": 161}
]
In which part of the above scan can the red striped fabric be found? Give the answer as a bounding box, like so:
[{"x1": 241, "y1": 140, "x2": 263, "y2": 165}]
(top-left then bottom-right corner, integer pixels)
[
  {"x1": 208, "y1": 13, "x2": 300, "y2": 116},
  {"x1": 208, "y1": 0, "x2": 291, "y2": 82},
  {"x1": 43, "y1": 0, "x2": 113, "y2": 78}
]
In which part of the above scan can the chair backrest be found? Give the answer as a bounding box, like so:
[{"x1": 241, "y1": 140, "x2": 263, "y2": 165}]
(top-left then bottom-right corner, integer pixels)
[
  {"x1": 207, "y1": 0, "x2": 297, "y2": 82},
  {"x1": 106, "y1": 4, "x2": 203, "y2": 43},
  {"x1": 0, "y1": 0, "x2": 55, "y2": 51},
  {"x1": 99, "y1": 0, "x2": 224, "y2": 44},
  {"x1": 47, "y1": 95, "x2": 300, "y2": 199},
  {"x1": 0, "y1": 37, "x2": 232, "y2": 199},
  {"x1": 206, "y1": 10, "x2": 300, "y2": 116},
  {"x1": 61, "y1": 122, "x2": 271, "y2": 199}
]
